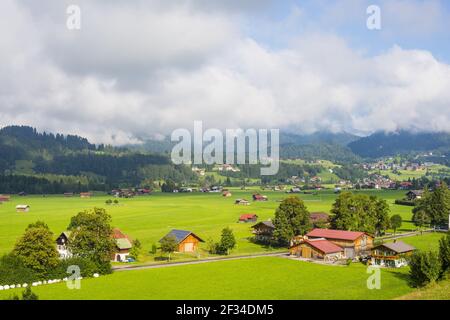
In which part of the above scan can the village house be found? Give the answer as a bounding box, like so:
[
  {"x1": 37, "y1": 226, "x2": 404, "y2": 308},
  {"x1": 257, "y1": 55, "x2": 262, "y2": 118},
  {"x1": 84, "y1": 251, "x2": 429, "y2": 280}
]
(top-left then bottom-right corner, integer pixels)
[
  {"x1": 406, "y1": 190, "x2": 424, "y2": 201},
  {"x1": 289, "y1": 238, "x2": 344, "y2": 262},
  {"x1": 251, "y1": 221, "x2": 275, "y2": 242},
  {"x1": 112, "y1": 228, "x2": 133, "y2": 262},
  {"x1": 0, "y1": 195, "x2": 11, "y2": 202},
  {"x1": 235, "y1": 199, "x2": 250, "y2": 206},
  {"x1": 238, "y1": 214, "x2": 258, "y2": 223},
  {"x1": 56, "y1": 228, "x2": 133, "y2": 262},
  {"x1": 16, "y1": 204, "x2": 30, "y2": 212},
  {"x1": 56, "y1": 231, "x2": 72, "y2": 259},
  {"x1": 305, "y1": 229, "x2": 374, "y2": 259},
  {"x1": 160, "y1": 229, "x2": 204, "y2": 253},
  {"x1": 370, "y1": 241, "x2": 416, "y2": 268},
  {"x1": 252, "y1": 194, "x2": 268, "y2": 201}
]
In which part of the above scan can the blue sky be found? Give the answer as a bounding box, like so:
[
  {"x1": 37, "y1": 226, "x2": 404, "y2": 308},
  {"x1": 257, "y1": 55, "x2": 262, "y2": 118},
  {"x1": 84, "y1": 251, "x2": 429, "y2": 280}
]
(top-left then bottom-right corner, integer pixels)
[{"x1": 1, "y1": 0, "x2": 450, "y2": 144}]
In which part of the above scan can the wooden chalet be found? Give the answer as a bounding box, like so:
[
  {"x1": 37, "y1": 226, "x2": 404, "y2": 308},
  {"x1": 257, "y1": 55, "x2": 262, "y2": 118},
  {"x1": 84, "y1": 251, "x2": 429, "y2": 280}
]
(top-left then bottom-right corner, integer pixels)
[
  {"x1": 238, "y1": 214, "x2": 258, "y2": 223},
  {"x1": 290, "y1": 238, "x2": 344, "y2": 261},
  {"x1": 252, "y1": 221, "x2": 275, "y2": 242},
  {"x1": 159, "y1": 229, "x2": 204, "y2": 253},
  {"x1": 406, "y1": 190, "x2": 424, "y2": 201},
  {"x1": 252, "y1": 194, "x2": 268, "y2": 201},
  {"x1": 305, "y1": 229, "x2": 374, "y2": 259},
  {"x1": 223, "y1": 191, "x2": 232, "y2": 197},
  {"x1": 235, "y1": 199, "x2": 250, "y2": 206},
  {"x1": 370, "y1": 241, "x2": 415, "y2": 268},
  {"x1": 56, "y1": 231, "x2": 72, "y2": 259}
]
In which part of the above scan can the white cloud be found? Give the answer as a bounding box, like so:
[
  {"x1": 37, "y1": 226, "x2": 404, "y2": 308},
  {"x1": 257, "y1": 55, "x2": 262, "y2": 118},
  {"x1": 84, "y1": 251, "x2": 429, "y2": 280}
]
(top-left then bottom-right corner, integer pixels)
[{"x1": 0, "y1": 0, "x2": 450, "y2": 145}]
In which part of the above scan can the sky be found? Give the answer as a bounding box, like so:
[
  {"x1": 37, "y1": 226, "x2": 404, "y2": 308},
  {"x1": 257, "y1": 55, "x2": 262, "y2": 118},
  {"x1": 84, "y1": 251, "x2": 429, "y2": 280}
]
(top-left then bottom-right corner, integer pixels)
[{"x1": 1, "y1": 0, "x2": 450, "y2": 144}]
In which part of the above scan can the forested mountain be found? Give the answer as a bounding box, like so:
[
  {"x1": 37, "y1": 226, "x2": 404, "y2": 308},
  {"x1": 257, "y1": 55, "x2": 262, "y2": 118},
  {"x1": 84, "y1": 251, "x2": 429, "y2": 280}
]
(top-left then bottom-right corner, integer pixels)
[{"x1": 348, "y1": 131, "x2": 450, "y2": 159}]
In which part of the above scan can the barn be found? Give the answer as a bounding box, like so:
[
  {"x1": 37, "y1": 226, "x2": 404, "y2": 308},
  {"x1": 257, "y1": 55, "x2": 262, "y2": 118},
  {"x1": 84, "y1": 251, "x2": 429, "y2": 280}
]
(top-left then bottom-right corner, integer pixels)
[
  {"x1": 290, "y1": 238, "x2": 344, "y2": 261},
  {"x1": 16, "y1": 204, "x2": 30, "y2": 212},
  {"x1": 160, "y1": 229, "x2": 204, "y2": 253},
  {"x1": 238, "y1": 214, "x2": 258, "y2": 223},
  {"x1": 306, "y1": 228, "x2": 374, "y2": 259}
]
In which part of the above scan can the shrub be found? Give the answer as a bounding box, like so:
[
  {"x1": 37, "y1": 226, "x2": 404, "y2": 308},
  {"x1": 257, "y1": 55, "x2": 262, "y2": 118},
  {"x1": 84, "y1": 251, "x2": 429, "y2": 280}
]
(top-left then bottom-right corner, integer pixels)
[
  {"x1": 22, "y1": 287, "x2": 39, "y2": 300},
  {"x1": 409, "y1": 251, "x2": 441, "y2": 287},
  {"x1": 0, "y1": 254, "x2": 38, "y2": 284},
  {"x1": 50, "y1": 257, "x2": 98, "y2": 278},
  {"x1": 439, "y1": 231, "x2": 450, "y2": 275}
]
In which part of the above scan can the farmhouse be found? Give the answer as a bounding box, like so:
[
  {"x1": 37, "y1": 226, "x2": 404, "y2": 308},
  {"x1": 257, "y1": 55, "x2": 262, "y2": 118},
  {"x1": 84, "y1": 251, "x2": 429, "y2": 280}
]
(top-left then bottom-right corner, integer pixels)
[
  {"x1": 112, "y1": 228, "x2": 133, "y2": 262},
  {"x1": 80, "y1": 192, "x2": 92, "y2": 198},
  {"x1": 305, "y1": 229, "x2": 374, "y2": 259},
  {"x1": 252, "y1": 194, "x2": 268, "y2": 201},
  {"x1": 160, "y1": 229, "x2": 204, "y2": 253},
  {"x1": 406, "y1": 190, "x2": 424, "y2": 201},
  {"x1": 309, "y1": 212, "x2": 330, "y2": 227},
  {"x1": 239, "y1": 214, "x2": 258, "y2": 223},
  {"x1": 252, "y1": 221, "x2": 275, "y2": 242},
  {"x1": 235, "y1": 199, "x2": 250, "y2": 206},
  {"x1": 16, "y1": 204, "x2": 30, "y2": 212},
  {"x1": 370, "y1": 241, "x2": 416, "y2": 268},
  {"x1": 56, "y1": 231, "x2": 72, "y2": 259},
  {"x1": 289, "y1": 238, "x2": 344, "y2": 261}
]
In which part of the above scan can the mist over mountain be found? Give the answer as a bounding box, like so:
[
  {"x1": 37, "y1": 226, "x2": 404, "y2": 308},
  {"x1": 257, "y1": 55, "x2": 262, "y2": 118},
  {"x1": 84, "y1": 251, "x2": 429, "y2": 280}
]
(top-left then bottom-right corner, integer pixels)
[{"x1": 348, "y1": 131, "x2": 450, "y2": 158}]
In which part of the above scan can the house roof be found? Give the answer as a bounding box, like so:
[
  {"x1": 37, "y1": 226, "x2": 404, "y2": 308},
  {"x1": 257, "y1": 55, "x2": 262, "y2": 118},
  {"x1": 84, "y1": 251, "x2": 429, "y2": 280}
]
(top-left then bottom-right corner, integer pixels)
[
  {"x1": 116, "y1": 238, "x2": 132, "y2": 250},
  {"x1": 407, "y1": 190, "x2": 424, "y2": 196},
  {"x1": 375, "y1": 241, "x2": 416, "y2": 254},
  {"x1": 303, "y1": 239, "x2": 344, "y2": 254},
  {"x1": 306, "y1": 228, "x2": 367, "y2": 241},
  {"x1": 16, "y1": 204, "x2": 29, "y2": 209},
  {"x1": 159, "y1": 229, "x2": 204, "y2": 244},
  {"x1": 239, "y1": 214, "x2": 258, "y2": 220},
  {"x1": 252, "y1": 221, "x2": 275, "y2": 229},
  {"x1": 112, "y1": 228, "x2": 129, "y2": 240}
]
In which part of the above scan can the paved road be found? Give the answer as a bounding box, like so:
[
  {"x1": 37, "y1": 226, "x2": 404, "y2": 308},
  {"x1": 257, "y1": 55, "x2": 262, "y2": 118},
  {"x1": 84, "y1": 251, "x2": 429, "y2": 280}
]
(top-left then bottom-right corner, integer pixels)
[{"x1": 113, "y1": 251, "x2": 288, "y2": 272}]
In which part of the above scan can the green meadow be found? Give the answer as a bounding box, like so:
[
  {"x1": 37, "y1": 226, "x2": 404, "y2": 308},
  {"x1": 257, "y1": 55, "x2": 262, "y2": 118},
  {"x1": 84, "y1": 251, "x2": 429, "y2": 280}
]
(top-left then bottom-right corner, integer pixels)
[
  {"x1": 0, "y1": 257, "x2": 414, "y2": 300},
  {"x1": 0, "y1": 189, "x2": 446, "y2": 300},
  {"x1": 0, "y1": 188, "x2": 423, "y2": 260}
]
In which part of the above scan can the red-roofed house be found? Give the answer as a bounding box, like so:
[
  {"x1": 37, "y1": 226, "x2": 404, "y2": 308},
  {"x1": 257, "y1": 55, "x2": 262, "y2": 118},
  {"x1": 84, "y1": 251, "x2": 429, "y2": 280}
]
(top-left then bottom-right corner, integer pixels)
[
  {"x1": 252, "y1": 194, "x2": 268, "y2": 201},
  {"x1": 290, "y1": 238, "x2": 344, "y2": 261},
  {"x1": 306, "y1": 228, "x2": 374, "y2": 259},
  {"x1": 238, "y1": 214, "x2": 258, "y2": 223}
]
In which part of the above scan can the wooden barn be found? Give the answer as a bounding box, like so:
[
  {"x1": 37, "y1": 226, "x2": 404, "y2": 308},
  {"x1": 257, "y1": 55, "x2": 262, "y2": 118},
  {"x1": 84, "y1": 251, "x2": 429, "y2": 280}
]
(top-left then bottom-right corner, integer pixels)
[
  {"x1": 290, "y1": 238, "x2": 344, "y2": 261},
  {"x1": 223, "y1": 191, "x2": 232, "y2": 197},
  {"x1": 252, "y1": 194, "x2": 268, "y2": 201},
  {"x1": 235, "y1": 199, "x2": 250, "y2": 206},
  {"x1": 305, "y1": 228, "x2": 374, "y2": 259},
  {"x1": 252, "y1": 221, "x2": 275, "y2": 242},
  {"x1": 0, "y1": 195, "x2": 11, "y2": 202},
  {"x1": 16, "y1": 204, "x2": 30, "y2": 212},
  {"x1": 238, "y1": 214, "x2": 258, "y2": 223},
  {"x1": 370, "y1": 241, "x2": 416, "y2": 268},
  {"x1": 80, "y1": 192, "x2": 92, "y2": 198},
  {"x1": 160, "y1": 229, "x2": 204, "y2": 253}
]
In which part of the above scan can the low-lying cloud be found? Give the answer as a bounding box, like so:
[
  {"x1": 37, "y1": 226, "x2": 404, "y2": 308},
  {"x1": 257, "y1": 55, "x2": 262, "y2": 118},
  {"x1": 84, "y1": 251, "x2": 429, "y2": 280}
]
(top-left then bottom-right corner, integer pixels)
[{"x1": 1, "y1": 0, "x2": 449, "y2": 144}]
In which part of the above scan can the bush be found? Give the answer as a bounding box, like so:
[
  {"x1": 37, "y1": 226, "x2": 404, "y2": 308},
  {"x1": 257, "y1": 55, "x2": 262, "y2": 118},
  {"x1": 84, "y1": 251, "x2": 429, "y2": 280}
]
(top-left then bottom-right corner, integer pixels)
[
  {"x1": 50, "y1": 257, "x2": 98, "y2": 279},
  {"x1": 394, "y1": 199, "x2": 415, "y2": 206},
  {"x1": 22, "y1": 287, "x2": 39, "y2": 300},
  {"x1": 409, "y1": 251, "x2": 441, "y2": 287},
  {"x1": 0, "y1": 254, "x2": 39, "y2": 284}
]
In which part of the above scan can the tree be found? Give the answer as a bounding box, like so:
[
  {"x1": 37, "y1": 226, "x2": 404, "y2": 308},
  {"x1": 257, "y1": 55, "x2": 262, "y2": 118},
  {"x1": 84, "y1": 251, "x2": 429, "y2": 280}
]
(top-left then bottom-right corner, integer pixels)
[
  {"x1": 439, "y1": 231, "x2": 450, "y2": 275},
  {"x1": 409, "y1": 251, "x2": 441, "y2": 287},
  {"x1": 160, "y1": 235, "x2": 178, "y2": 261},
  {"x1": 390, "y1": 214, "x2": 402, "y2": 235},
  {"x1": 22, "y1": 287, "x2": 39, "y2": 300},
  {"x1": 373, "y1": 197, "x2": 391, "y2": 236},
  {"x1": 218, "y1": 228, "x2": 236, "y2": 255},
  {"x1": 413, "y1": 183, "x2": 450, "y2": 227},
  {"x1": 12, "y1": 221, "x2": 59, "y2": 277},
  {"x1": 129, "y1": 239, "x2": 142, "y2": 260},
  {"x1": 67, "y1": 208, "x2": 116, "y2": 273},
  {"x1": 412, "y1": 205, "x2": 432, "y2": 232},
  {"x1": 273, "y1": 196, "x2": 311, "y2": 246}
]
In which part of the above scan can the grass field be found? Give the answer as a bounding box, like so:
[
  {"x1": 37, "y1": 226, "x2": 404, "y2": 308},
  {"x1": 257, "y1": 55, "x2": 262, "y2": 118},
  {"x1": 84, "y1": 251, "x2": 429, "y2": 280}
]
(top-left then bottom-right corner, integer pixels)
[
  {"x1": 0, "y1": 256, "x2": 416, "y2": 300},
  {"x1": 0, "y1": 189, "x2": 421, "y2": 261}
]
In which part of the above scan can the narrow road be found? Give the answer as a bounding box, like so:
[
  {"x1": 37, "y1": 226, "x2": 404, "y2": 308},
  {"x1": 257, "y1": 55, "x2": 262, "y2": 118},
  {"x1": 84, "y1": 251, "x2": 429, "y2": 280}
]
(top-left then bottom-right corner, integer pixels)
[{"x1": 113, "y1": 251, "x2": 288, "y2": 272}]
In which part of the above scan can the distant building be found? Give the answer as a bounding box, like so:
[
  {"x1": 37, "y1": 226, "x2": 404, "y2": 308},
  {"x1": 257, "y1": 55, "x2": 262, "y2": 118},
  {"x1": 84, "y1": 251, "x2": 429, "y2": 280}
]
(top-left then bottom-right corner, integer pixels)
[
  {"x1": 0, "y1": 195, "x2": 11, "y2": 202},
  {"x1": 56, "y1": 231, "x2": 72, "y2": 259},
  {"x1": 252, "y1": 221, "x2": 275, "y2": 242},
  {"x1": 239, "y1": 214, "x2": 258, "y2": 223},
  {"x1": 370, "y1": 241, "x2": 416, "y2": 268},
  {"x1": 252, "y1": 194, "x2": 268, "y2": 201},
  {"x1": 159, "y1": 229, "x2": 204, "y2": 253},
  {"x1": 235, "y1": 199, "x2": 250, "y2": 206},
  {"x1": 80, "y1": 192, "x2": 92, "y2": 198},
  {"x1": 112, "y1": 228, "x2": 133, "y2": 262},
  {"x1": 406, "y1": 190, "x2": 424, "y2": 201},
  {"x1": 223, "y1": 191, "x2": 232, "y2": 197},
  {"x1": 16, "y1": 204, "x2": 30, "y2": 212},
  {"x1": 289, "y1": 238, "x2": 344, "y2": 261}
]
